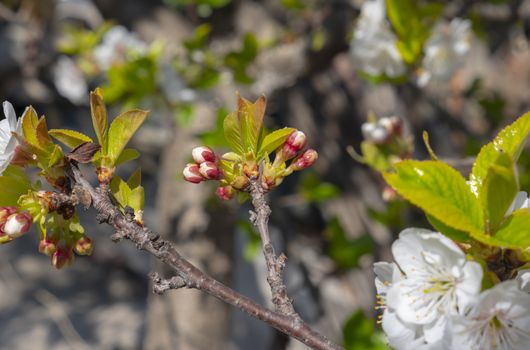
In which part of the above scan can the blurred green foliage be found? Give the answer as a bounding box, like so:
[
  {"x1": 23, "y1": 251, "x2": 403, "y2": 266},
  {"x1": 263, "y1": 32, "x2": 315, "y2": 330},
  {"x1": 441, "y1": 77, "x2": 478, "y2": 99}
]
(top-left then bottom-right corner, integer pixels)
[
  {"x1": 343, "y1": 310, "x2": 389, "y2": 350},
  {"x1": 325, "y1": 217, "x2": 375, "y2": 270}
]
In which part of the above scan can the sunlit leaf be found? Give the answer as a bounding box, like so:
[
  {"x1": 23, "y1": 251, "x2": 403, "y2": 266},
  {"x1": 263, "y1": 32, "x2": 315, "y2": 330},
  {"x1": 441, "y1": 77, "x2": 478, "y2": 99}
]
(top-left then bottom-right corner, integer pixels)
[
  {"x1": 258, "y1": 127, "x2": 295, "y2": 157},
  {"x1": 49, "y1": 129, "x2": 93, "y2": 149},
  {"x1": 90, "y1": 88, "x2": 109, "y2": 152},
  {"x1": 384, "y1": 160, "x2": 483, "y2": 235},
  {"x1": 107, "y1": 109, "x2": 148, "y2": 165}
]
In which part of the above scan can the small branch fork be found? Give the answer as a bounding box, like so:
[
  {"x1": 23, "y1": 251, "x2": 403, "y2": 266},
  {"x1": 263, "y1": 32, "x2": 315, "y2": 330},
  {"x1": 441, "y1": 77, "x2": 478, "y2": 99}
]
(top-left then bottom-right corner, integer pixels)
[{"x1": 62, "y1": 165, "x2": 343, "y2": 350}]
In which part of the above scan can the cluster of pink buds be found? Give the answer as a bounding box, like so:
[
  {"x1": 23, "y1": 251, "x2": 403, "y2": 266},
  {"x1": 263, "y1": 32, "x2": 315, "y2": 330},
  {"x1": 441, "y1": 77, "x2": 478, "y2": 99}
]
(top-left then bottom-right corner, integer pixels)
[
  {"x1": 38, "y1": 234, "x2": 93, "y2": 269},
  {"x1": 262, "y1": 130, "x2": 318, "y2": 190},
  {"x1": 0, "y1": 206, "x2": 32, "y2": 242},
  {"x1": 361, "y1": 116, "x2": 403, "y2": 144},
  {"x1": 183, "y1": 146, "x2": 223, "y2": 183}
]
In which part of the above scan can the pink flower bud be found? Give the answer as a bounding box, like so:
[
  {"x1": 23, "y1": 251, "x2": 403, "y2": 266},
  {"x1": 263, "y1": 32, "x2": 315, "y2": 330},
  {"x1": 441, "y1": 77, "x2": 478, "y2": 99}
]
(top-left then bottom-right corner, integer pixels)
[
  {"x1": 183, "y1": 163, "x2": 204, "y2": 183},
  {"x1": 199, "y1": 161, "x2": 222, "y2": 180},
  {"x1": 192, "y1": 146, "x2": 217, "y2": 164},
  {"x1": 292, "y1": 149, "x2": 318, "y2": 171},
  {"x1": 51, "y1": 247, "x2": 74, "y2": 269},
  {"x1": 287, "y1": 130, "x2": 307, "y2": 149},
  {"x1": 39, "y1": 238, "x2": 58, "y2": 256},
  {"x1": 215, "y1": 186, "x2": 234, "y2": 201},
  {"x1": 0, "y1": 206, "x2": 17, "y2": 223},
  {"x1": 3, "y1": 211, "x2": 32, "y2": 238},
  {"x1": 281, "y1": 130, "x2": 307, "y2": 160},
  {"x1": 74, "y1": 236, "x2": 93, "y2": 256}
]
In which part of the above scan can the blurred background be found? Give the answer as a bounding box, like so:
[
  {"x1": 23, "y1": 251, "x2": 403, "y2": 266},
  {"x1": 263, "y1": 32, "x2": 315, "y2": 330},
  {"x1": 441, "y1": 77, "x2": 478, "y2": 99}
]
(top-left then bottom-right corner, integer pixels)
[{"x1": 1, "y1": 0, "x2": 530, "y2": 349}]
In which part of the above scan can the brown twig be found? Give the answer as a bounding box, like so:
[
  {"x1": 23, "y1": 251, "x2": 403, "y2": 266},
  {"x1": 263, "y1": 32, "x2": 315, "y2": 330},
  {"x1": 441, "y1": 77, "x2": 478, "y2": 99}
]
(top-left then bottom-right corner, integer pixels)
[
  {"x1": 248, "y1": 177, "x2": 299, "y2": 318},
  {"x1": 65, "y1": 165, "x2": 343, "y2": 350}
]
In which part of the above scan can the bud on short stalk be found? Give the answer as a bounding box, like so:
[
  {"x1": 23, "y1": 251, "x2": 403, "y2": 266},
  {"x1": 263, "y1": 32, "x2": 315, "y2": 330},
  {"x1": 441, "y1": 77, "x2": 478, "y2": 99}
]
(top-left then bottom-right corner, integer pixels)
[
  {"x1": 379, "y1": 116, "x2": 403, "y2": 137},
  {"x1": 216, "y1": 186, "x2": 234, "y2": 201},
  {"x1": 183, "y1": 163, "x2": 204, "y2": 183},
  {"x1": 39, "y1": 238, "x2": 58, "y2": 256},
  {"x1": 277, "y1": 130, "x2": 307, "y2": 163},
  {"x1": 199, "y1": 161, "x2": 222, "y2": 180},
  {"x1": 3, "y1": 211, "x2": 32, "y2": 238},
  {"x1": 290, "y1": 149, "x2": 318, "y2": 171},
  {"x1": 192, "y1": 146, "x2": 217, "y2": 164},
  {"x1": 52, "y1": 247, "x2": 75, "y2": 269},
  {"x1": 231, "y1": 175, "x2": 250, "y2": 190},
  {"x1": 0, "y1": 206, "x2": 17, "y2": 222},
  {"x1": 74, "y1": 236, "x2": 93, "y2": 256}
]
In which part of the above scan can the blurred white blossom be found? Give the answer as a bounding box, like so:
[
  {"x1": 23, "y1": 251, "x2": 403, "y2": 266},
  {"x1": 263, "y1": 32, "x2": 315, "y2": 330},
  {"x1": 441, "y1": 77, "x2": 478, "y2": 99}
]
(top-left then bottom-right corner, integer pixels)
[
  {"x1": 157, "y1": 63, "x2": 196, "y2": 104},
  {"x1": 93, "y1": 26, "x2": 147, "y2": 70},
  {"x1": 0, "y1": 102, "x2": 22, "y2": 175},
  {"x1": 350, "y1": 0, "x2": 405, "y2": 77},
  {"x1": 452, "y1": 281, "x2": 530, "y2": 350},
  {"x1": 53, "y1": 56, "x2": 88, "y2": 105},
  {"x1": 418, "y1": 18, "x2": 472, "y2": 87}
]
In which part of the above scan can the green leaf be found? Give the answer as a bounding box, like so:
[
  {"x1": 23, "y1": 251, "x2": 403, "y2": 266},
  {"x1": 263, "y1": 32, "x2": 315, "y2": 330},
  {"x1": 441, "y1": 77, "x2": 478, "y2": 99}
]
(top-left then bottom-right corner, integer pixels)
[
  {"x1": 223, "y1": 112, "x2": 244, "y2": 155},
  {"x1": 360, "y1": 142, "x2": 392, "y2": 173},
  {"x1": 384, "y1": 160, "x2": 483, "y2": 234},
  {"x1": 35, "y1": 117, "x2": 54, "y2": 150},
  {"x1": 258, "y1": 127, "x2": 295, "y2": 157},
  {"x1": 90, "y1": 88, "x2": 109, "y2": 153},
  {"x1": 129, "y1": 186, "x2": 144, "y2": 212},
  {"x1": 470, "y1": 111, "x2": 530, "y2": 194},
  {"x1": 492, "y1": 209, "x2": 530, "y2": 249},
  {"x1": 426, "y1": 213, "x2": 470, "y2": 242},
  {"x1": 107, "y1": 109, "x2": 148, "y2": 165},
  {"x1": 49, "y1": 129, "x2": 93, "y2": 149},
  {"x1": 237, "y1": 94, "x2": 265, "y2": 155},
  {"x1": 343, "y1": 310, "x2": 389, "y2": 350},
  {"x1": 21, "y1": 106, "x2": 39, "y2": 146},
  {"x1": 115, "y1": 148, "x2": 140, "y2": 167},
  {"x1": 0, "y1": 168, "x2": 32, "y2": 206},
  {"x1": 127, "y1": 168, "x2": 142, "y2": 189},
  {"x1": 47, "y1": 145, "x2": 64, "y2": 168},
  {"x1": 110, "y1": 176, "x2": 131, "y2": 209},
  {"x1": 479, "y1": 152, "x2": 518, "y2": 233}
]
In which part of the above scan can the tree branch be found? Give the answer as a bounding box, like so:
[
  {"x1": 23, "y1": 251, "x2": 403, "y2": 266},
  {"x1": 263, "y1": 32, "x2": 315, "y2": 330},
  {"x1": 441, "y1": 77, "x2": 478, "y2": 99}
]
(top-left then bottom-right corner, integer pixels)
[
  {"x1": 65, "y1": 166, "x2": 343, "y2": 350},
  {"x1": 248, "y1": 177, "x2": 298, "y2": 318}
]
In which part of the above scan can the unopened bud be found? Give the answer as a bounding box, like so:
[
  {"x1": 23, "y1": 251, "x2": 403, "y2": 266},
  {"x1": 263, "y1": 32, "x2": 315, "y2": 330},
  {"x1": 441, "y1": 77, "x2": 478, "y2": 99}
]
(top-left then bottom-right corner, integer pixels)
[
  {"x1": 51, "y1": 247, "x2": 74, "y2": 269},
  {"x1": 216, "y1": 186, "x2": 234, "y2": 201},
  {"x1": 74, "y1": 236, "x2": 93, "y2": 256},
  {"x1": 291, "y1": 149, "x2": 318, "y2": 171},
  {"x1": 192, "y1": 146, "x2": 217, "y2": 164},
  {"x1": 199, "y1": 161, "x2": 222, "y2": 180},
  {"x1": 281, "y1": 130, "x2": 307, "y2": 160},
  {"x1": 361, "y1": 123, "x2": 389, "y2": 144},
  {"x1": 183, "y1": 163, "x2": 204, "y2": 183},
  {"x1": 3, "y1": 211, "x2": 32, "y2": 238},
  {"x1": 0, "y1": 206, "x2": 17, "y2": 222},
  {"x1": 379, "y1": 116, "x2": 403, "y2": 136},
  {"x1": 231, "y1": 175, "x2": 250, "y2": 190},
  {"x1": 39, "y1": 238, "x2": 58, "y2": 256}
]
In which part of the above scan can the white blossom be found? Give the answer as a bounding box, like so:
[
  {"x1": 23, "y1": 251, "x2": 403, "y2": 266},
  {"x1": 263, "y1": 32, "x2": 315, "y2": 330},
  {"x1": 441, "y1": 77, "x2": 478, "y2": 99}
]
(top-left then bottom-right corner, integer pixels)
[
  {"x1": 0, "y1": 101, "x2": 22, "y2": 175},
  {"x1": 350, "y1": 0, "x2": 405, "y2": 77},
  {"x1": 418, "y1": 18, "x2": 472, "y2": 86},
  {"x1": 385, "y1": 228, "x2": 482, "y2": 344},
  {"x1": 374, "y1": 261, "x2": 450, "y2": 349},
  {"x1": 53, "y1": 56, "x2": 88, "y2": 105},
  {"x1": 93, "y1": 25, "x2": 147, "y2": 70},
  {"x1": 516, "y1": 269, "x2": 530, "y2": 293},
  {"x1": 452, "y1": 281, "x2": 530, "y2": 350}
]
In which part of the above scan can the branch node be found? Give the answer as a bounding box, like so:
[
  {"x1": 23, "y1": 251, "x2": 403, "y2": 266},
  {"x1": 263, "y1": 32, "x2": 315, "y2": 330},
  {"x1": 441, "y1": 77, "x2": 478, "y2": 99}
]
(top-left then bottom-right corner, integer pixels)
[{"x1": 149, "y1": 272, "x2": 187, "y2": 294}]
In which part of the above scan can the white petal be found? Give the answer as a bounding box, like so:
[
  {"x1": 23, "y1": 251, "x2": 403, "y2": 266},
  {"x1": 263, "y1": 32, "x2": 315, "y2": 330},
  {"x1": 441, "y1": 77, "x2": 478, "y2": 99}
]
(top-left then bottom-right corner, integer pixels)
[
  {"x1": 517, "y1": 269, "x2": 530, "y2": 292},
  {"x1": 2, "y1": 101, "x2": 17, "y2": 131},
  {"x1": 422, "y1": 316, "x2": 447, "y2": 344},
  {"x1": 506, "y1": 191, "x2": 529, "y2": 216},
  {"x1": 381, "y1": 310, "x2": 419, "y2": 350},
  {"x1": 455, "y1": 261, "x2": 483, "y2": 313}
]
